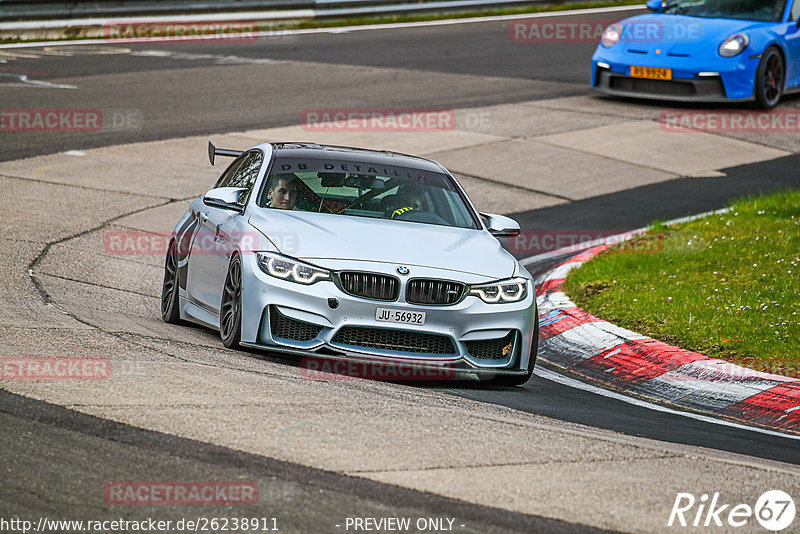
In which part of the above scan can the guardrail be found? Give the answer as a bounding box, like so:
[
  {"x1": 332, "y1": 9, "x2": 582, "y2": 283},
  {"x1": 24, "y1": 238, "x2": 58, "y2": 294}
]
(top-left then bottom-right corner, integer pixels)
[{"x1": 0, "y1": 0, "x2": 546, "y2": 21}]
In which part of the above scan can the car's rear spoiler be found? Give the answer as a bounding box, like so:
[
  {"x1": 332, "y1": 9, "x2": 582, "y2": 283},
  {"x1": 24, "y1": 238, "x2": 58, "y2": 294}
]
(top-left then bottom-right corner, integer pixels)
[{"x1": 208, "y1": 141, "x2": 242, "y2": 165}]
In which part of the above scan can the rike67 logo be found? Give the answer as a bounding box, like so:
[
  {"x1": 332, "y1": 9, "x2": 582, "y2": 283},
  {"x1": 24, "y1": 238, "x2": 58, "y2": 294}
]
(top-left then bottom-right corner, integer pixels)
[{"x1": 668, "y1": 490, "x2": 795, "y2": 530}]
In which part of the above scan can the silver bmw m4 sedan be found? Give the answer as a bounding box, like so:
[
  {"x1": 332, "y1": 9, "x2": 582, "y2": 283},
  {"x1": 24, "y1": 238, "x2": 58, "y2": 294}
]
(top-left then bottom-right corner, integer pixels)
[{"x1": 162, "y1": 141, "x2": 538, "y2": 385}]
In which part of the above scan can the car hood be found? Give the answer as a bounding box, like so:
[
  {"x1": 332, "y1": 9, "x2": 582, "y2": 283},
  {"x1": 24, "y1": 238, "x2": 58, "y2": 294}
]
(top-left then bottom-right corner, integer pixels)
[
  {"x1": 248, "y1": 209, "x2": 516, "y2": 279},
  {"x1": 617, "y1": 14, "x2": 771, "y2": 56}
]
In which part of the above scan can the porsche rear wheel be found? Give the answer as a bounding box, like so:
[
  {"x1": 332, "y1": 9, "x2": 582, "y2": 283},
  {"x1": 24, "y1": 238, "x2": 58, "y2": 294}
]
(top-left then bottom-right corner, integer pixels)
[
  {"x1": 755, "y1": 47, "x2": 784, "y2": 110},
  {"x1": 161, "y1": 241, "x2": 182, "y2": 324},
  {"x1": 220, "y1": 255, "x2": 243, "y2": 349}
]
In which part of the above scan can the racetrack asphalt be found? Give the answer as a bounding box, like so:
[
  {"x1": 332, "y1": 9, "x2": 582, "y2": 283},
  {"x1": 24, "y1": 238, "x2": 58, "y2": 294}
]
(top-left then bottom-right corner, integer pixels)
[
  {"x1": 2, "y1": 9, "x2": 800, "y2": 532},
  {"x1": 2, "y1": 389, "x2": 614, "y2": 534}
]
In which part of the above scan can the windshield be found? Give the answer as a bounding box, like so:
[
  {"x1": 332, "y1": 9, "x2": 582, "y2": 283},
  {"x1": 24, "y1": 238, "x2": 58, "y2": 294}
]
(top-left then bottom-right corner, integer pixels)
[
  {"x1": 257, "y1": 157, "x2": 478, "y2": 229},
  {"x1": 661, "y1": 0, "x2": 787, "y2": 21}
]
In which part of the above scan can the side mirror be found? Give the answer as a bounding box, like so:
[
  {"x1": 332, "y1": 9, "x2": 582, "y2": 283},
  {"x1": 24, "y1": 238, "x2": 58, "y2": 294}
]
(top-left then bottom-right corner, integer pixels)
[
  {"x1": 481, "y1": 213, "x2": 521, "y2": 238},
  {"x1": 203, "y1": 187, "x2": 247, "y2": 212},
  {"x1": 646, "y1": 0, "x2": 662, "y2": 11}
]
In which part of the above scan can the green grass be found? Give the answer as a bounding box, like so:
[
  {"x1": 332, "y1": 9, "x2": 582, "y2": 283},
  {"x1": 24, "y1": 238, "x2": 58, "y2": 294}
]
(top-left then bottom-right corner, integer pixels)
[
  {"x1": 0, "y1": 0, "x2": 643, "y2": 45},
  {"x1": 563, "y1": 189, "x2": 800, "y2": 377}
]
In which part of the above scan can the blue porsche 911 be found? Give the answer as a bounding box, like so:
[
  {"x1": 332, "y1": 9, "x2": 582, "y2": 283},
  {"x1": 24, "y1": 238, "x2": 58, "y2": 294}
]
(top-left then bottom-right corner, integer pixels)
[{"x1": 591, "y1": 0, "x2": 800, "y2": 108}]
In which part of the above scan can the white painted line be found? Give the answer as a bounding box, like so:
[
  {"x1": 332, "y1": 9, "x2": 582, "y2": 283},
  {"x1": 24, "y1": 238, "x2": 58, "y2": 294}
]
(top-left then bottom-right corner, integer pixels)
[
  {"x1": 0, "y1": 10, "x2": 316, "y2": 30},
  {"x1": 544, "y1": 261, "x2": 582, "y2": 281},
  {"x1": 0, "y1": 4, "x2": 645, "y2": 49},
  {"x1": 0, "y1": 72, "x2": 77, "y2": 89},
  {"x1": 677, "y1": 358, "x2": 798, "y2": 384},
  {"x1": 638, "y1": 373, "x2": 784, "y2": 411},
  {"x1": 536, "y1": 290, "x2": 576, "y2": 310},
  {"x1": 552, "y1": 319, "x2": 648, "y2": 347},
  {"x1": 534, "y1": 366, "x2": 800, "y2": 441}
]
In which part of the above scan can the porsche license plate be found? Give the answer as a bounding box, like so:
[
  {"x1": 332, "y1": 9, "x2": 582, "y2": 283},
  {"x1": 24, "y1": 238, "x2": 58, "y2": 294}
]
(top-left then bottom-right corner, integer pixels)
[
  {"x1": 375, "y1": 308, "x2": 426, "y2": 325},
  {"x1": 630, "y1": 66, "x2": 672, "y2": 80}
]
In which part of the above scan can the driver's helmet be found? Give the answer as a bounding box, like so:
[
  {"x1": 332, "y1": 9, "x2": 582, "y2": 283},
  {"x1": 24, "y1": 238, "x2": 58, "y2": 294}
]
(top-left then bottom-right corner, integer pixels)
[
  {"x1": 391, "y1": 183, "x2": 425, "y2": 219},
  {"x1": 400, "y1": 183, "x2": 425, "y2": 208}
]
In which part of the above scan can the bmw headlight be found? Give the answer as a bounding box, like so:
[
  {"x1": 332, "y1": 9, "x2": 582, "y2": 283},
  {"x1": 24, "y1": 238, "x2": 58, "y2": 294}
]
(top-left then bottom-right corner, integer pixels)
[
  {"x1": 719, "y1": 33, "x2": 749, "y2": 57},
  {"x1": 601, "y1": 23, "x2": 623, "y2": 48},
  {"x1": 469, "y1": 277, "x2": 529, "y2": 304},
  {"x1": 256, "y1": 252, "x2": 330, "y2": 284}
]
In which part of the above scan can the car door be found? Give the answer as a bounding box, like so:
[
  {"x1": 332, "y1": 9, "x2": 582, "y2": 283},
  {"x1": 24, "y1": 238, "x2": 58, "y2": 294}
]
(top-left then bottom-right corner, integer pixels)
[
  {"x1": 186, "y1": 150, "x2": 264, "y2": 314},
  {"x1": 185, "y1": 153, "x2": 245, "y2": 312},
  {"x1": 785, "y1": 0, "x2": 800, "y2": 90}
]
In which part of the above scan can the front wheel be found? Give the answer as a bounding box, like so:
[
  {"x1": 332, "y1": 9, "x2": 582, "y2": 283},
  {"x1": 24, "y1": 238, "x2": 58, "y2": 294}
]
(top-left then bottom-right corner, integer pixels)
[
  {"x1": 161, "y1": 241, "x2": 183, "y2": 324},
  {"x1": 220, "y1": 255, "x2": 243, "y2": 349},
  {"x1": 754, "y1": 47, "x2": 784, "y2": 110}
]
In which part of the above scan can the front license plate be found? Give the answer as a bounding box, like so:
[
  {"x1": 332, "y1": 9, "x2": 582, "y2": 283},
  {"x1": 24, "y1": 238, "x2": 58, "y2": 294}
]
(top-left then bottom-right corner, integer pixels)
[
  {"x1": 375, "y1": 308, "x2": 426, "y2": 326},
  {"x1": 630, "y1": 66, "x2": 672, "y2": 80}
]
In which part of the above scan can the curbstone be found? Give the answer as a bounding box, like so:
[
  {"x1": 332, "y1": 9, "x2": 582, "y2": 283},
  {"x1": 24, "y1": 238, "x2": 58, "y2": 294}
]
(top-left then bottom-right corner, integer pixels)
[{"x1": 535, "y1": 244, "x2": 800, "y2": 435}]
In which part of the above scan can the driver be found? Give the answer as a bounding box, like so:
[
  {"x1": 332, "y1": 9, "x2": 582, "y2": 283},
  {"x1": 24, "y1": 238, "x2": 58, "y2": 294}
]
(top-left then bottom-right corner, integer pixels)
[
  {"x1": 267, "y1": 174, "x2": 298, "y2": 210},
  {"x1": 391, "y1": 184, "x2": 425, "y2": 219}
]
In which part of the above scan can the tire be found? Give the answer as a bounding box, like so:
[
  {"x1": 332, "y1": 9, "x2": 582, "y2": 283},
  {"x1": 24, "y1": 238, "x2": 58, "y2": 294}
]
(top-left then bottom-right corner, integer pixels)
[
  {"x1": 161, "y1": 241, "x2": 183, "y2": 324},
  {"x1": 754, "y1": 47, "x2": 784, "y2": 110},
  {"x1": 220, "y1": 254, "x2": 243, "y2": 349},
  {"x1": 480, "y1": 310, "x2": 539, "y2": 387}
]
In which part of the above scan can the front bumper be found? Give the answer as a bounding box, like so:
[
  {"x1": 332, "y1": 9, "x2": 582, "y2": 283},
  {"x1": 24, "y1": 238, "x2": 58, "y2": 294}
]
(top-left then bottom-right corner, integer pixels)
[
  {"x1": 593, "y1": 66, "x2": 734, "y2": 102},
  {"x1": 239, "y1": 255, "x2": 538, "y2": 376},
  {"x1": 591, "y1": 53, "x2": 758, "y2": 102}
]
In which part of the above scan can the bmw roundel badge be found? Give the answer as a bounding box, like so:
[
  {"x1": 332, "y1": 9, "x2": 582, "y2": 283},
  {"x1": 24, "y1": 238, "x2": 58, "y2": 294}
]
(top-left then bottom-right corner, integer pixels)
[{"x1": 396, "y1": 266, "x2": 410, "y2": 275}]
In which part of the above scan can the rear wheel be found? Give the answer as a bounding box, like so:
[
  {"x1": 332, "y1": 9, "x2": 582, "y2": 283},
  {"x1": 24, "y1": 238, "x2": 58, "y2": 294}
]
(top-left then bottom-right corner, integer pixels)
[
  {"x1": 220, "y1": 255, "x2": 243, "y2": 349},
  {"x1": 480, "y1": 311, "x2": 539, "y2": 387},
  {"x1": 754, "y1": 47, "x2": 784, "y2": 110},
  {"x1": 161, "y1": 241, "x2": 183, "y2": 324}
]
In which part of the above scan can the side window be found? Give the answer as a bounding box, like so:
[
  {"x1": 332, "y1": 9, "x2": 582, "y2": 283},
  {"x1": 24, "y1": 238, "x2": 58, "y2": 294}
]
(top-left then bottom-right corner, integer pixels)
[
  {"x1": 227, "y1": 151, "x2": 263, "y2": 191},
  {"x1": 214, "y1": 155, "x2": 246, "y2": 188},
  {"x1": 792, "y1": 0, "x2": 800, "y2": 20}
]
